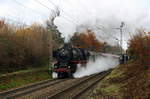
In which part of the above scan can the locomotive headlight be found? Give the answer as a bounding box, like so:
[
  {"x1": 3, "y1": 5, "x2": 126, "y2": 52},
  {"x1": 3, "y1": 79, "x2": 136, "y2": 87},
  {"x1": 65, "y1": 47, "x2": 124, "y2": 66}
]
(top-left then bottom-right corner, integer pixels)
[
  {"x1": 68, "y1": 66, "x2": 71, "y2": 68},
  {"x1": 54, "y1": 65, "x2": 57, "y2": 68}
]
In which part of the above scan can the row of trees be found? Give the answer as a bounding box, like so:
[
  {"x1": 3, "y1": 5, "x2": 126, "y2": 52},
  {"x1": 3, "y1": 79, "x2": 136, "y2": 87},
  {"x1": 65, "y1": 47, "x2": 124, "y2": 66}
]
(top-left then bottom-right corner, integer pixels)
[
  {"x1": 69, "y1": 29, "x2": 104, "y2": 52},
  {"x1": 0, "y1": 19, "x2": 64, "y2": 73},
  {"x1": 69, "y1": 29, "x2": 121, "y2": 53}
]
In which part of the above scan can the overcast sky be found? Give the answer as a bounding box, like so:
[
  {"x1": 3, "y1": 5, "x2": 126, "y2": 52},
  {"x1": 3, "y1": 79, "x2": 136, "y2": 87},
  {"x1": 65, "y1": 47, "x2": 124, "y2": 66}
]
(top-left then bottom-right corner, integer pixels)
[{"x1": 0, "y1": 0, "x2": 150, "y2": 49}]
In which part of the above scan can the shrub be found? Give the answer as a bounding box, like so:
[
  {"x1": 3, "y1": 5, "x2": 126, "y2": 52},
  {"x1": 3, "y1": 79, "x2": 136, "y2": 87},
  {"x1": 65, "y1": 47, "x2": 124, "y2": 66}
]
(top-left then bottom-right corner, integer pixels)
[{"x1": 128, "y1": 29, "x2": 150, "y2": 66}]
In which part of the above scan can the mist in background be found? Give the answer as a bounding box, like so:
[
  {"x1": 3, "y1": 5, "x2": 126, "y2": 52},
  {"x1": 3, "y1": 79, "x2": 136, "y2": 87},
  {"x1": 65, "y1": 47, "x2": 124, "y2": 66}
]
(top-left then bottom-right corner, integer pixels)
[{"x1": 73, "y1": 54, "x2": 119, "y2": 78}]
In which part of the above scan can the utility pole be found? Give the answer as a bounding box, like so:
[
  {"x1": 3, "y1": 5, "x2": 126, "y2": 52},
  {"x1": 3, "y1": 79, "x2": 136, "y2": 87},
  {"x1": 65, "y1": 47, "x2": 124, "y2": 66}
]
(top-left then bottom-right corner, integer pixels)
[
  {"x1": 113, "y1": 22, "x2": 125, "y2": 54},
  {"x1": 48, "y1": 9, "x2": 60, "y2": 73}
]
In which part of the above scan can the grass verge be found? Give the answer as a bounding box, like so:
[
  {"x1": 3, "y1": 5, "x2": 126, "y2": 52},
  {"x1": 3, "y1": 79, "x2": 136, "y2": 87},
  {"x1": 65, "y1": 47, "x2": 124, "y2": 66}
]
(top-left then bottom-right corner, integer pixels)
[
  {"x1": 87, "y1": 60, "x2": 150, "y2": 99},
  {"x1": 0, "y1": 66, "x2": 51, "y2": 92},
  {"x1": 87, "y1": 65, "x2": 125, "y2": 99}
]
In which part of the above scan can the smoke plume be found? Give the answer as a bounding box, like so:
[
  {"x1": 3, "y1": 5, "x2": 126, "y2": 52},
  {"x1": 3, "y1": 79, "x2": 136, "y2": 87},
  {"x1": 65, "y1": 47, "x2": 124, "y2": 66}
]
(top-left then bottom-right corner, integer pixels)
[
  {"x1": 54, "y1": 0, "x2": 150, "y2": 49},
  {"x1": 73, "y1": 54, "x2": 119, "y2": 78}
]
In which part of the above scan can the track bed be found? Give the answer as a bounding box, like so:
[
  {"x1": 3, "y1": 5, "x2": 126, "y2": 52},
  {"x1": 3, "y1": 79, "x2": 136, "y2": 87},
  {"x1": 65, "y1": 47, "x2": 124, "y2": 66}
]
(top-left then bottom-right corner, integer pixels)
[{"x1": 0, "y1": 70, "x2": 111, "y2": 99}]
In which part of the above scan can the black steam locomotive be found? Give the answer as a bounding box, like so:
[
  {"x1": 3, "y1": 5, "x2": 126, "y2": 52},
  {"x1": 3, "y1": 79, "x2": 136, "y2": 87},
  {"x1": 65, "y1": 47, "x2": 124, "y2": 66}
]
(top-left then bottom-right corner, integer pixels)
[{"x1": 52, "y1": 44, "x2": 90, "y2": 78}]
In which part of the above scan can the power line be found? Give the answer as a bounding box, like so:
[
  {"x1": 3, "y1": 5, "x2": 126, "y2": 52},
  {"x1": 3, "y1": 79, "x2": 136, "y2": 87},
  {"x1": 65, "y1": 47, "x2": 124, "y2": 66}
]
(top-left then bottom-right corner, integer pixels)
[
  {"x1": 48, "y1": 0, "x2": 78, "y2": 23},
  {"x1": 15, "y1": 0, "x2": 80, "y2": 25},
  {"x1": 4, "y1": 0, "x2": 78, "y2": 26},
  {"x1": 47, "y1": 0, "x2": 80, "y2": 24},
  {"x1": 14, "y1": 0, "x2": 47, "y2": 17},
  {"x1": 0, "y1": 0, "x2": 52, "y2": 26},
  {"x1": 47, "y1": 0, "x2": 79, "y2": 25},
  {"x1": 34, "y1": 0, "x2": 78, "y2": 25},
  {"x1": 34, "y1": 0, "x2": 56, "y2": 16},
  {"x1": 47, "y1": 0, "x2": 58, "y2": 9}
]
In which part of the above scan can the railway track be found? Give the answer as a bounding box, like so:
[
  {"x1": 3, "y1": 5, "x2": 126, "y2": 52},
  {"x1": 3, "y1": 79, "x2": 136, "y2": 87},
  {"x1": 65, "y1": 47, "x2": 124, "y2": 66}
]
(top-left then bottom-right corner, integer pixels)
[
  {"x1": 48, "y1": 70, "x2": 112, "y2": 99},
  {"x1": 0, "y1": 70, "x2": 111, "y2": 99},
  {"x1": 0, "y1": 78, "x2": 67, "y2": 99}
]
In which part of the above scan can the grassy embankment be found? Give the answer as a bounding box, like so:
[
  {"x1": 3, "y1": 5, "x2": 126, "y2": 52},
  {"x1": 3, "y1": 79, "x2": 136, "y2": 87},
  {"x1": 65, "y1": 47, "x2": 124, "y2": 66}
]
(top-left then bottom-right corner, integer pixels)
[
  {"x1": 88, "y1": 61, "x2": 150, "y2": 99},
  {"x1": 0, "y1": 66, "x2": 51, "y2": 92},
  {"x1": 87, "y1": 30, "x2": 150, "y2": 99}
]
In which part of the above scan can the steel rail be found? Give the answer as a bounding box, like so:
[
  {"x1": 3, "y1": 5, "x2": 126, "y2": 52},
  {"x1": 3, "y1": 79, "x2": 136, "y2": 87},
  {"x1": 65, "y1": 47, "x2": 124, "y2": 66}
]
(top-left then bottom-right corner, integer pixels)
[
  {"x1": 0, "y1": 78, "x2": 67, "y2": 99},
  {"x1": 48, "y1": 70, "x2": 111, "y2": 99},
  {"x1": 72, "y1": 70, "x2": 111, "y2": 99}
]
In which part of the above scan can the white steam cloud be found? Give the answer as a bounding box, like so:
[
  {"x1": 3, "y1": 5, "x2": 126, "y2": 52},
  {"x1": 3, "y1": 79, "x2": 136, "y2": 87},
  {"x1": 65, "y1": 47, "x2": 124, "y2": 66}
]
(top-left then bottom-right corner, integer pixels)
[
  {"x1": 54, "y1": 0, "x2": 150, "y2": 49},
  {"x1": 73, "y1": 54, "x2": 119, "y2": 78}
]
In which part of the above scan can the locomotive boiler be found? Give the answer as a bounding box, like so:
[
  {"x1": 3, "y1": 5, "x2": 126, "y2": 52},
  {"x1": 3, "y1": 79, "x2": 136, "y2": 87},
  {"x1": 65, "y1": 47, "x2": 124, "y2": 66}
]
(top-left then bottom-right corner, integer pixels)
[{"x1": 52, "y1": 44, "x2": 90, "y2": 78}]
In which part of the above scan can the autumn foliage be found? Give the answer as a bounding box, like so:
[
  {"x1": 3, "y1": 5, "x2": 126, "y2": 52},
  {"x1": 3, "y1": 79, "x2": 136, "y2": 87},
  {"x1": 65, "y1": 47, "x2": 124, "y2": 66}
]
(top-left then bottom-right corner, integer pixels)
[
  {"x1": 70, "y1": 29, "x2": 104, "y2": 52},
  {"x1": 128, "y1": 29, "x2": 150, "y2": 66},
  {"x1": 121, "y1": 30, "x2": 150, "y2": 98},
  {"x1": 0, "y1": 20, "x2": 63, "y2": 73}
]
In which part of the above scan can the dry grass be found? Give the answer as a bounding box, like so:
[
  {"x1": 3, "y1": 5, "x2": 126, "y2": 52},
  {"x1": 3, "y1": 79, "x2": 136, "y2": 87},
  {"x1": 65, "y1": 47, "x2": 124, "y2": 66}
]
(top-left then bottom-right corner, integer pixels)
[
  {"x1": 122, "y1": 30, "x2": 150, "y2": 99},
  {"x1": 122, "y1": 61, "x2": 150, "y2": 99},
  {"x1": 87, "y1": 30, "x2": 150, "y2": 99}
]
